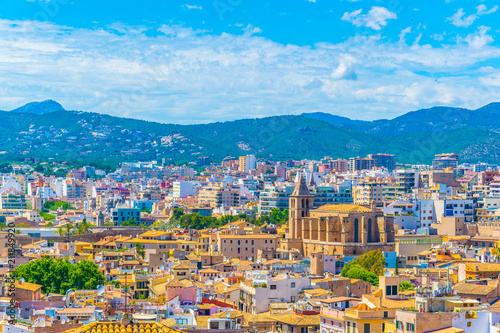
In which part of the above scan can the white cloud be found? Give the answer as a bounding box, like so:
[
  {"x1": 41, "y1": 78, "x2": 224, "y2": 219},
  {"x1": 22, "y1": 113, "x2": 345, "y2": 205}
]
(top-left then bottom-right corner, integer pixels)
[
  {"x1": 331, "y1": 55, "x2": 358, "y2": 80},
  {"x1": 460, "y1": 25, "x2": 494, "y2": 49},
  {"x1": 432, "y1": 33, "x2": 446, "y2": 41},
  {"x1": 183, "y1": 4, "x2": 202, "y2": 10},
  {"x1": 447, "y1": 5, "x2": 498, "y2": 27},
  {"x1": 399, "y1": 27, "x2": 411, "y2": 43},
  {"x1": 341, "y1": 6, "x2": 397, "y2": 30},
  {"x1": 447, "y1": 8, "x2": 477, "y2": 27},
  {"x1": 242, "y1": 24, "x2": 262, "y2": 36},
  {"x1": 476, "y1": 4, "x2": 498, "y2": 15},
  {"x1": 0, "y1": 19, "x2": 500, "y2": 123}
]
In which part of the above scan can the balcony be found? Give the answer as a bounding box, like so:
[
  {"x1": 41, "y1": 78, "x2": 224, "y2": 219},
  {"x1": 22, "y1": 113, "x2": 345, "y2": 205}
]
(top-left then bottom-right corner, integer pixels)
[{"x1": 320, "y1": 307, "x2": 345, "y2": 320}]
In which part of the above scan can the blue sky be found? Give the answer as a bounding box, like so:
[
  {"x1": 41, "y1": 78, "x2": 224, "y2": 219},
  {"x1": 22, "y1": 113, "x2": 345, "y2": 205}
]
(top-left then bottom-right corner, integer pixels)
[{"x1": 1, "y1": 0, "x2": 500, "y2": 123}]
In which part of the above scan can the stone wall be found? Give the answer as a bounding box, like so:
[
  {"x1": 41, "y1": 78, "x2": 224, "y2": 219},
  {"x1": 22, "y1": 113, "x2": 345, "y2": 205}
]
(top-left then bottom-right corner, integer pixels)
[{"x1": 15, "y1": 228, "x2": 144, "y2": 246}]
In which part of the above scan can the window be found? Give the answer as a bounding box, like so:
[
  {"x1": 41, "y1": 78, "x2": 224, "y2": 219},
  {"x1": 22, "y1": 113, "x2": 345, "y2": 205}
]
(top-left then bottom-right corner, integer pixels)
[
  {"x1": 467, "y1": 322, "x2": 471, "y2": 327},
  {"x1": 270, "y1": 285, "x2": 277, "y2": 290},
  {"x1": 384, "y1": 311, "x2": 388, "y2": 318},
  {"x1": 291, "y1": 282, "x2": 296, "y2": 288},
  {"x1": 364, "y1": 323, "x2": 370, "y2": 333}
]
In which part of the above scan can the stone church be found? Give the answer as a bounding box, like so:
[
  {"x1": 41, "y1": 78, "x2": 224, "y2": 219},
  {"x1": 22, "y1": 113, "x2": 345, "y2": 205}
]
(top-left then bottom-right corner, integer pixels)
[{"x1": 282, "y1": 175, "x2": 395, "y2": 256}]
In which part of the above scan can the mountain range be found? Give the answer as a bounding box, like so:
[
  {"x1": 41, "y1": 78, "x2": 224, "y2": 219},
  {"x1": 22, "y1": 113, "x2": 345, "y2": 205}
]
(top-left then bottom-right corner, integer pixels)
[{"x1": 2, "y1": 100, "x2": 500, "y2": 168}]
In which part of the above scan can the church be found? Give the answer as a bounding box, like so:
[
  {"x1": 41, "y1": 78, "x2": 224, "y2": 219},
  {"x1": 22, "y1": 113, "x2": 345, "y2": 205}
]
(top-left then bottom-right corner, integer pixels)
[{"x1": 282, "y1": 175, "x2": 395, "y2": 256}]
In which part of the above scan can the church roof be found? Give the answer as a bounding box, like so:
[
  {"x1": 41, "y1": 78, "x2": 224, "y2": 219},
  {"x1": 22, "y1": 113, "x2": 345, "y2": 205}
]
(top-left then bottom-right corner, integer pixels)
[
  {"x1": 292, "y1": 175, "x2": 311, "y2": 196},
  {"x1": 308, "y1": 174, "x2": 316, "y2": 186},
  {"x1": 316, "y1": 204, "x2": 371, "y2": 212}
]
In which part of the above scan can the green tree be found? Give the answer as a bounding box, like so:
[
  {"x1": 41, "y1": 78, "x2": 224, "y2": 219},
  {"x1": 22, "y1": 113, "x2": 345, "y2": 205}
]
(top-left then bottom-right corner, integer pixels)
[
  {"x1": 121, "y1": 218, "x2": 138, "y2": 226},
  {"x1": 64, "y1": 224, "x2": 75, "y2": 242},
  {"x1": 344, "y1": 250, "x2": 386, "y2": 276},
  {"x1": 399, "y1": 281, "x2": 415, "y2": 292},
  {"x1": 43, "y1": 201, "x2": 75, "y2": 212},
  {"x1": 341, "y1": 264, "x2": 379, "y2": 286},
  {"x1": 55, "y1": 227, "x2": 65, "y2": 237},
  {"x1": 70, "y1": 260, "x2": 106, "y2": 290},
  {"x1": 171, "y1": 208, "x2": 184, "y2": 221},
  {"x1": 11, "y1": 257, "x2": 104, "y2": 294},
  {"x1": 135, "y1": 243, "x2": 146, "y2": 259}
]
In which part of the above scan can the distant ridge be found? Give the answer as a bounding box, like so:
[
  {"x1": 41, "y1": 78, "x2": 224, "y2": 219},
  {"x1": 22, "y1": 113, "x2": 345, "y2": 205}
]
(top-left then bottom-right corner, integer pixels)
[
  {"x1": 301, "y1": 102, "x2": 500, "y2": 136},
  {"x1": 10, "y1": 100, "x2": 65, "y2": 115},
  {"x1": 0, "y1": 101, "x2": 500, "y2": 167}
]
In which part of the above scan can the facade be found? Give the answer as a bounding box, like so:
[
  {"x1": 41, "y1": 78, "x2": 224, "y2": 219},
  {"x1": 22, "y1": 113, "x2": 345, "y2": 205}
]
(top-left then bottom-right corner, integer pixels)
[
  {"x1": 218, "y1": 234, "x2": 279, "y2": 260},
  {"x1": 110, "y1": 207, "x2": 141, "y2": 225},
  {"x1": 348, "y1": 157, "x2": 375, "y2": 172},
  {"x1": 368, "y1": 153, "x2": 396, "y2": 171},
  {"x1": 353, "y1": 182, "x2": 384, "y2": 205},
  {"x1": 198, "y1": 185, "x2": 240, "y2": 208},
  {"x1": 63, "y1": 179, "x2": 86, "y2": 199},
  {"x1": 258, "y1": 184, "x2": 353, "y2": 214},
  {"x1": 238, "y1": 154, "x2": 256, "y2": 172},
  {"x1": 172, "y1": 181, "x2": 196, "y2": 198},
  {"x1": 238, "y1": 274, "x2": 310, "y2": 313},
  {"x1": 432, "y1": 153, "x2": 459, "y2": 171},
  {"x1": 0, "y1": 190, "x2": 27, "y2": 210}
]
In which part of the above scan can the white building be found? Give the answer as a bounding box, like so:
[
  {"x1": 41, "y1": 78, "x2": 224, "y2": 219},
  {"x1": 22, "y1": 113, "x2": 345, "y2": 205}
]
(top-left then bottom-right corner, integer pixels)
[
  {"x1": 239, "y1": 273, "x2": 310, "y2": 314},
  {"x1": 383, "y1": 200, "x2": 418, "y2": 230},
  {"x1": 35, "y1": 186, "x2": 57, "y2": 199},
  {"x1": 172, "y1": 181, "x2": 196, "y2": 198}
]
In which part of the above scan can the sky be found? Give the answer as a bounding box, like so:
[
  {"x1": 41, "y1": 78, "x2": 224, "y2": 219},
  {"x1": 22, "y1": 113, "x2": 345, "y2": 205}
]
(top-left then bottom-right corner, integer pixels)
[{"x1": 1, "y1": 0, "x2": 500, "y2": 124}]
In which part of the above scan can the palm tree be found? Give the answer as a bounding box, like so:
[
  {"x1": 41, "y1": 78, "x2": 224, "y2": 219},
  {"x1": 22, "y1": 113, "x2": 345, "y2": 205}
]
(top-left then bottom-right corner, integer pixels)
[
  {"x1": 55, "y1": 226, "x2": 65, "y2": 237},
  {"x1": 76, "y1": 220, "x2": 91, "y2": 235},
  {"x1": 64, "y1": 224, "x2": 74, "y2": 242},
  {"x1": 135, "y1": 242, "x2": 146, "y2": 260}
]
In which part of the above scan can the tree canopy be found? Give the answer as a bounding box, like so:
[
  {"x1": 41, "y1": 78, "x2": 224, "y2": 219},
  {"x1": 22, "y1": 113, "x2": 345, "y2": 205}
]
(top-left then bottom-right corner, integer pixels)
[
  {"x1": 340, "y1": 250, "x2": 386, "y2": 286},
  {"x1": 12, "y1": 256, "x2": 105, "y2": 294},
  {"x1": 43, "y1": 201, "x2": 75, "y2": 211},
  {"x1": 399, "y1": 281, "x2": 415, "y2": 292}
]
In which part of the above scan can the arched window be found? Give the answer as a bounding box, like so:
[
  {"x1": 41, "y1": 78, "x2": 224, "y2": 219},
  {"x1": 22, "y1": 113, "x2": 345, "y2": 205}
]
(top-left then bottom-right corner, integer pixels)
[
  {"x1": 367, "y1": 218, "x2": 372, "y2": 242},
  {"x1": 354, "y1": 218, "x2": 359, "y2": 243}
]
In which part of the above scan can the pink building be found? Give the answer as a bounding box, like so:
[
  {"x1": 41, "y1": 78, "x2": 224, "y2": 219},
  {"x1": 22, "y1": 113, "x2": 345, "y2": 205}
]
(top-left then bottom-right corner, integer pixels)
[{"x1": 165, "y1": 279, "x2": 197, "y2": 305}]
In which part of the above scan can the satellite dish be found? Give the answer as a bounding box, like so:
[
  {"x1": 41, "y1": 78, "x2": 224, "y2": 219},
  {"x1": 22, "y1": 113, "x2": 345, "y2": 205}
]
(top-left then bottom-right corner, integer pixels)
[
  {"x1": 61, "y1": 320, "x2": 66, "y2": 324},
  {"x1": 19, "y1": 278, "x2": 25, "y2": 282},
  {"x1": 226, "y1": 313, "x2": 231, "y2": 318}
]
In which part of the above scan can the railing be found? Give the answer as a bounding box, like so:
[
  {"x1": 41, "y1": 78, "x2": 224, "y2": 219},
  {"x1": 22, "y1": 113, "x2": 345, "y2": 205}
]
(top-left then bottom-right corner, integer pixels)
[{"x1": 320, "y1": 307, "x2": 345, "y2": 320}]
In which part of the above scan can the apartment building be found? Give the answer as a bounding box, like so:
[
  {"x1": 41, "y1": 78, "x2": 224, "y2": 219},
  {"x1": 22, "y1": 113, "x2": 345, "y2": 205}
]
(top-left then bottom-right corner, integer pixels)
[
  {"x1": 198, "y1": 185, "x2": 240, "y2": 208},
  {"x1": 0, "y1": 190, "x2": 27, "y2": 210},
  {"x1": 348, "y1": 157, "x2": 375, "y2": 172},
  {"x1": 239, "y1": 273, "x2": 310, "y2": 313},
  {"x1": 172, "y1": 181, "x2": 196, "y2": 198},
  {"x1": 368, "y1": 153, "x2": 396, "y2": 171},
  {"x1": 110, "y1": 206, "x2": 141, "y2": 225},
  {"x1": 238, "y1": 154, "x2": 256, "y2": 172},
  {"x1": 218, "y1": 234, "x2": 279, "y2": 260},
  {"x1": 353, "y1": 182, "x2": 384, "y2": 205},
  {"x1": 63, "y1": 179, "x2": 86, "y2": 199}
]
